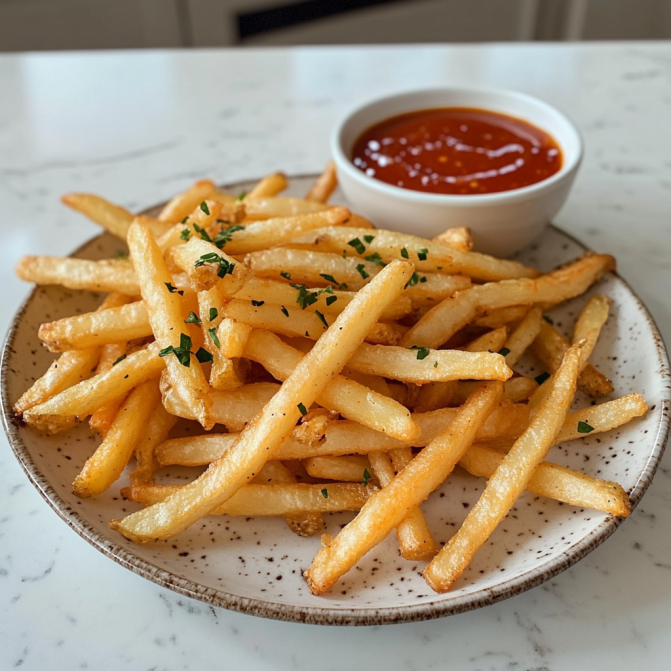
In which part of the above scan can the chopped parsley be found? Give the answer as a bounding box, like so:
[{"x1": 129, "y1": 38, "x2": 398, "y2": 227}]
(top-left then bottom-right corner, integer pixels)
[
  {"x1": 291, "y1": 284, "x2": 333, "y2": 310},
  {"x1": 315, "y1": 310, "x2": 328, "y2": 328},
  {"x1": 356, "y1": 264, "x2": 370, "y2": 279},
  {"x1": 499, "y1": 347, "x2": 511, "y2": 357},
  {"x1": 251, "y1": 300, "x2": 265, "y2": 307},
  {"x1": 280, "y1": 271, "x2": 292, "y2": 280},
  {"x1": 348, "y1": 237, "x2": 366, "y2": 254},
  {"x1": 434, "y1": 361, "x2": 439, "y2": 368},
  {"x1": 236, "y1": 191, "x2": 247, "y2": 201},
  {"x1": 212, "y1": 225, "x2": 244, "y2": 249},
  {"x1": 297, "y1": 402, "x2": 308, "y2": 416},
  {"x1": 115, "y1": 249, "x2": 129, "y2": 260},
  {"x1": 417, "y1": 248, "x2": 429, "y2": 261},
  {"x1": 578, "y1": 420, "x2": 595, "y2": 434},
  {"x1": 362, "y1": 468, "x2": 372, "y2": 486},
  {"x1": 195, "y1": 347, "x2": 213, "y2": 363},
  {"x1": 404, "y1": 272, "x2": 425, "y2": 288},
  {"x1": 321, "y1": 488, "x2": 328, "y2": 499},
  {"x1": 181, "y1": 216, "x2": 189, "y2": 224},
  {"x1": 112, "y1": 354, "x2": 127, "y2": 366},
  {"x1": 192, "y1": 223, "x2": 212, "y2": 242},
  {"x1": 363, "y1": 235, "x2": 375, "y2": 244},
  {"x1": 364, "y1": 252, "x2": 386, "y2": 267},
  {"x1": 325, "y1": 295, "x2": 338, "y2": 307},
  {"x1": 180, "y1": 228, "x2": 191, "y2": 241},
  {"x1": 208, "y1": 327, "x2": 221, "y2": 348},
  {"x1": 184, "y1": 311, "x2": 202, "y2": 324},
  {"x1": 200, "y1": 201, "x2": 210, "y2": 216},
  {"x1": 400, "y1": 247, "x2": 409, "y2": 259},
  {"x1": 410, "y1": 346, "x2": 430, "y2": 360},
  {"x1": 543, "y1": 315, "x2": 554, "y2": 325},
  {"x1": 194, "y1": 252, "x2": 235, "y2": 278},
  {"x1": 535, "y1": 372, "x2": 551, "y2": 385},
  {"x1": 159, "y1": 333, "x2": 193, "y2": 367},
  {"x1": 281, "y1": 305, "x2": 289, "y2": 317},
  {"x1": 209, "y1": 307, "x2": 218, "y2": 321},
  {"x1": 164, "y1": 282, "x2": 184, "y2": 296},
  {"x1": 341, "y1": 249, "x2": 347, "y2": 258}
]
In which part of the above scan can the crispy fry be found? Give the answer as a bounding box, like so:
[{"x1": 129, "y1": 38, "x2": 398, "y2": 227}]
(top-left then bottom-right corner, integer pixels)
[
  {"x1": 424, "y1": 344, "x2": 582, "y2": 592},
  {"x1": 457, "y1": 326, "x2": 508, "y2": 353},
  {"x1": 110, "y1": 259, "x2": 414, "y2": 543},
  {"x1": 128, "y1": 220, "x2": 212, "y2": 429},
  {"x1": 157, "y1": 199, "x2": 222, "y2": 252},
  {"x1": 403, "y1": 254, "x2": 616, "y2": 349},
  {"x1": 452, "y1": 377, "x2": 538, "y2": 406},
  {"x1": 305, "y1": 455, "x2": 371, "y2": 482},
  {"x1": 502, "y1": 307, "x2": 542, "y2": 367},
  {"x1": 158, "y1": 179, "x2": 216, "y2": 223},
  {"x1": 247, "y1": 172, "x2": 288, "y2": 199},
  {"x1": 432, "y1": 227, "x2": 473, "y2": 252},
  {"x1": 475, "y1": 306, "x2": 530, "y2": 329},
  {"x1": 572, "y1": 295, "x2": 612, "y2": 368},
  {"x1": 73, "y1": 379, "x2": 162, "y2": 498},
  {"x1": 531, "y1": 320, "x2": 614, "y2": 397},
  {"x1": 459, "y1": 443, "x2": 630, "y2": 517},
  {"x1": 231, "y1": 195, "x2": 328, "y2": 218},
  {"x1": 306, "y1": 160, "x2": 337, "y2": 203},
  {"x1": 414, "y1": 381, "x2": 457, "y2": 412},
  {"x1": 16, "y1": 256, "x2": 139, "y2": 295},
  {"x1": 305, "y1": 382, "x2": 503, "y2": 594},
  {"x1": 130, "y1": 402, "x2": 178, "y2": 485}
]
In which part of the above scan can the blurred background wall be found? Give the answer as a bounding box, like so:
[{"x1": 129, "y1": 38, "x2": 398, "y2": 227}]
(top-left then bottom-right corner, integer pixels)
[{"x1": 1, "y1": 0, "x2": 670, "y2": 51}]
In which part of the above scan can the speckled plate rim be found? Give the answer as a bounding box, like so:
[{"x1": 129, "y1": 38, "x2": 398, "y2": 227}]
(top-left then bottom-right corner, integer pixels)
[{"x1": 2, "y1": 179, "x2": 670, "y2": 626}]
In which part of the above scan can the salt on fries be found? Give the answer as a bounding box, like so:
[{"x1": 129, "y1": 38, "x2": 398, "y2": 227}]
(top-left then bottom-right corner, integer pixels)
[{"x1": 15, "y1": 167, "x2": 646, "y2": 597}]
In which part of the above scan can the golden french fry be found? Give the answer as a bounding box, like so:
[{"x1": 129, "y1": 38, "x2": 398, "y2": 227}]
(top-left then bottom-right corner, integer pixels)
[
  {"x1": 16, "y1": 256, "x2": 139, "y2": 295},
  {"x1": 457, "y1": 326, "x2": 509, "y2": 353},
  {"x1": 248, "y1": 172, "x2": 288, "y2": 199},
  {"x1": 502, "y1": 307, "x2": 542, "y2": 367},
  {"x1": 283, "y1": 227, "x2": 538, "y2": 281},
  {"x1": 368, "y1": 450, "x2": 439, "y2": 561},
  {"x1": 531, "y1": 320, "x2": 614, "y2": 397},
  {"x1": 167, "y1": 237, "x2": 247, "y2": 293},
  {"x1": 130, "y1": 402, "x2": 178, "y2": 485},
  {"x1": 572, "y1": 295, "x2": 612, "y2": 368},
  {"x1": 243, "y1": 329, "x2": 419, "y2": 440},
  {"x1": 414, "y1": 381, "x2": 457, "y2": 412},
  {"x1": 306, "y1": 160, "x2": 337, "y2": 203},
  {"x1": 305, "y1": 455, "x2": 371, "y2": 482},
  {"x1": 23, "y1": 343, "x2": 165, "y2": 434},
  {"x1": 557, "y1": 393, "x2": 648, "y2": 442},
  {"x1": 159, "y1": 179, "x2": 216, "y2": 223},
  {"x1": 293, "y1": 408, "x2": 336, "y2": 444},
  {"x1": 345, "y1": 342, "x2": 511, "y2": 383},
  {"x1": 122, "y1": 482, "x2": 372, "y2": 516},
  {"x1": 224, "y1": 277, "x2": 412, "y2": 321},
  {"x1": 73, "y1": 378, "x2": 161, "y2": 498},
  {"x1": 225, "y1": 195, "x2": 328, "y2": 218},
  {"x1": 459, "y1": 443, "x2": 630, "y2": 517},
  {"x1": 157, "y1": 199, "x2": 222, "y2": 252},
  {"x1": 474, "y1": 305, "x2": 530, "y2": 329},
  {"x1": 452, "y1": 377, "x2": 538, "y2": 406},
  {"x1": 403, "y1": 254, "x2": 616, "y2": 349},
  {"x1": 110, "y1": 260, "x2": 415, "y2": 543},
  {"x1": 341, "y1": 369, "x2": 391, "y2": 397},
  {"x1": 128, "y1": 220, "x2": 212, "y2": 429},
  {"x1": 405, "y1": 273, "x2": 471, "y2": 307},
  {"x1": 305, "y1": 382, "x2": 503, "y2": 594},
  {"x1": 221, "y1": 207, "x2": 351, "y2": 255},
  {"x1": 432, "y1": 227, "x2": 473, "y2": 252},
  {"x1": 424, "y1": 344, "x2": 583, "y2": 593}
]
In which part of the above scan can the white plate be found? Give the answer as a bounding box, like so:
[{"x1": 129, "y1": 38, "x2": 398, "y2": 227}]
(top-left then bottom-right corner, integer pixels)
[{"x1": 2, "y1": 175, "x2": 669, "y2": 625}]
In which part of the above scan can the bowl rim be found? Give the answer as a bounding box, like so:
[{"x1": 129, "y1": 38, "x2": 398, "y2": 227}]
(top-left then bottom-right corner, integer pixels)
[
  {"x1": 2, "y1": 177, "x2": 669, "y2": 627},
  {"x1": 331, "y1": 86, "x2": 584, "y2": 207}
]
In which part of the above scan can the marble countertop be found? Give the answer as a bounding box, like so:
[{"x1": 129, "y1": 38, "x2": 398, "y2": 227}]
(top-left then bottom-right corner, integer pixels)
[{"x1": 1, "y1": 43, "x2": 670, "y2": 670}]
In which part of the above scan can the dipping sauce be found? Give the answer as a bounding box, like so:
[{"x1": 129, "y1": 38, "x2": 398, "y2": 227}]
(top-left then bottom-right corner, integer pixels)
[{"x1": 351, "y1": 107, "x2": 562, "y2": 196}]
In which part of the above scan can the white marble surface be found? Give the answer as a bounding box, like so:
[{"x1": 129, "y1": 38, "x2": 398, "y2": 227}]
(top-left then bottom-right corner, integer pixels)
[{"x1": 0, "y1": 43, "x2": 670, "y2": 669}]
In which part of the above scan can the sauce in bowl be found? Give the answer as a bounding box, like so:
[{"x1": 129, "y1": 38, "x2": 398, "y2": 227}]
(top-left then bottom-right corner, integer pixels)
[{"x1": 351, "y1": 107, "x2": 562, "y2": 196}]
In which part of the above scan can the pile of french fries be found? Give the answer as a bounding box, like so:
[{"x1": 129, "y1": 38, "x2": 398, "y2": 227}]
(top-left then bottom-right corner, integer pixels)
[{"x1": 15, "y1": 162, "x2": 648, "y2": 596}]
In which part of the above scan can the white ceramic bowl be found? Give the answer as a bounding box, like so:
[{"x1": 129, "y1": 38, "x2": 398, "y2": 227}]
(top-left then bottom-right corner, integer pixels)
[{"x1": 332, "y1": 87, "x2": 583, "y2": 257}]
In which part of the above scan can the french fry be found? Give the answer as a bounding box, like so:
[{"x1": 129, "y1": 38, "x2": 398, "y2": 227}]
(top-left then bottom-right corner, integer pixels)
[
  {"x1": 227, "y1": 195, "x2": 328, "y2": 218},
  {"x1": 457, "y1": 326, "x2": 508, "y2": 353},
  {"x1": 16, "y1": 256, "x2": 139, "y2": 295},
  {"x1": 305, "y1": 456, "x2": 371, "y2": 482},
  {"x1": 475, "y1": 306, "x2": 530, "y2": 329},
  {"x1": 167, "y1": 237, "x2": 247, "y2": 293},
  {"x1": 423, "y1": 344, "x2": 583, "y2": 592},
  {"x1": 305, "y1": 382, "x2": 503, "y2": 594},
  {"x1": 223, "y1": 277, "x2": 412, "y2": 321},
  {"x1": 341, "y1": 369, "x2": 391, "y2": 397},
  {"x1": 130, "y1": 402, "x2": 178, "y2": 485},
  {"x1": 247, "y1": 172, "x2": 288, "y2": 199},
  {"x1": 502, "y1": 307, "x2": 542, "y2": 367},
  {"x1": 110, "y1": 260, "x2": 414, "y2": 543},
  {"x1": 23, "y1": 342, "x2": 165, "y2": 433},
  {"x1": 73, "y1": 379, "x2": 162, "y2": 498},
  {"x1": 217, "y1": 318, "x2": 252, "y2": 358},
  {"x1": 156, "y1": 199, "x2": 222, "y2": 252},
  {"x1": 158, "y1": 179, "x2": 216, "y2": 223},
  {"x1": 368, "y1": 450, "x2": 440, "y2": 561},
  {"x1": 243, "y1": 329, "x2": 419, "y2": 440},
  {"x1": 283, "y1": 227, "x2": 538, "y2": 281},
  {"x1": 345, "y1": 342, "x2": 512, "y2": 383},
  {"x1": 404, "y1": 273, "x2": 471, "y2": 306},
  {"x1": 572, "y1": 295, "x2": 612, "y2": 368},
  {"x1": 452, "y1": 377, "x2": 538, "y2": 406},
  {"x1": 221, "y1": 207, "x2": 351, "y2": 255},
  {"x1": 122, "y1": 482, "x2": 372, "y2": 516},
  {"x1": 432, "y1": 227, "x2": 473, "y2": 252},
  {"x1": 61, "y1": 194, "x2": 172, "y2": 240},
  {"x1": 306, "y1": 160, "x2": 337, "y2": 203},
  {"x1": 530, "y1": 320, "x2": 613, "y2": 397},
  {"x1": 459, "y1": 443, "x2": 630, "y2": 517},
  {"x1": 403, "y1": 254, "x2": 616, "y2": 349},
  {"x1": 414, "y1": 381, "x2": 457, "y2": 412},
  {"x1": 128, "y1": 220, "x2": 213, "y2": 429}
]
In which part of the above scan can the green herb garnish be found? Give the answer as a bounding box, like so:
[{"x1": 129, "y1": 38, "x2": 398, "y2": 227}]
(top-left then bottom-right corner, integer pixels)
[
  {"x1": 315, "y1": 310, "x2": 328, "y2": 328},
  {"x1": 112, "y1": 354, "x2": 126, "y2": 366},
  {"x1": 192, "y1": 223, "x2": 212, "y2": 242},
  {"x1": 499, "y1": 347, "x2": 511, "y2": 357},
  {"x1": 208, "y1": 327, "x2": 220, "y2": 348},
  {"x1": 236, "y1": 191, "x2": 247, "y2": 201},
  {"x1": 281, "y1": 305, "x2": 289, "y2": 317},
  {"x1": 209, "y1": 307, "x2": 218, "y2": 321},
  {"x1": 404, "y1": 272, "x2": 424, "y2": 288},
  {"x1": 194, "y1": 252, "x2": 235, "y2": 278},
  {"x1": 348, "y1": 238, "x2": 366, "y2": 254},
  {"x1": 410, "y1": 346, "x2": 430, "y2": 360},
  {"x1": 212, "y1": 225, "x2": 244, "y2": 249},
  {"x1": 543, "y1": 315, "x2": 554, "y2": 325},
  {"x1": 400, "y1": 247, "x2": 409, "y2": 259},
  {"x1": 417, "y1": 248, "x2": 429, "y2": 261},
  {"x1": 200, "y1": 201, "x2": 210, "y2": 215},
  {"x1": 356, "y1": 264, "x2": 369, "y2": 279},
  {"x1": 535, "y1": 372, "x2": 551, "y2": 385},
  {"x1": 180, "y1": 228, "x2": 191, "y2": 241},
  {"x1": 365, "y1": 252, "x2": 386, "y2": 267},
  {"x1": 362, "y1": 469, "x2": 372, "y2": 486},
  {"x1": 158, "y1": 333, "x2": 194, "y2": 367},
  {"x1": 363, "y1": 235, "x2": 375, "y2": 244},
  {"x1": 321, "y1": 488, "x2": 328, "y2": 499},
  {"x1": 578, "y1": 420, "x2": 595, "y2": 434},
  {"x1": 297, "y1": 402, "x2": 308, "y2": 416},
  {"x1": 184, "y1": 311, "x2": 202, "y2": 324},
  {"x1": 280, "y1": 271, "x2": 292, "y2": 280},
  {"x1": 164, "y1": 282, "x2": 184, "y2": 296},
  {"x1": 325, "y1": 295, "x2": 338, "y2": 307},
  {"x1": 195, "y1": 348, "x2": 213, "y2": 363},
  {"x1": 251, "y1": 300, "x2": 265, "y2": 307},
  {"x1": 115, "y1": 249, "x2": 129, "y2": 260}
]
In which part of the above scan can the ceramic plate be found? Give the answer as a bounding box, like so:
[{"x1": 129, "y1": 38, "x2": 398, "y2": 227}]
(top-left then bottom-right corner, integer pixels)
[{"x1": 2, "y1": 176, "x2": 669, "y2": 625}]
